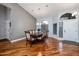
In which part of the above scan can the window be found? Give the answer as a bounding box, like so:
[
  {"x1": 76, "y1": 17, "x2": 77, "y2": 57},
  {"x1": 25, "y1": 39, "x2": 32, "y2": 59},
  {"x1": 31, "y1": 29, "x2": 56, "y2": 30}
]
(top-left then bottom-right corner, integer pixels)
[
  {"x1": 42, "y1": 21, "x2": 48, "y2": 24},
  {"x1": 53, "y1": 23, "x2": 57, "y2": 35},
  {"x1": 60, "y1": 13, "x2": 76, "y2": 19}
]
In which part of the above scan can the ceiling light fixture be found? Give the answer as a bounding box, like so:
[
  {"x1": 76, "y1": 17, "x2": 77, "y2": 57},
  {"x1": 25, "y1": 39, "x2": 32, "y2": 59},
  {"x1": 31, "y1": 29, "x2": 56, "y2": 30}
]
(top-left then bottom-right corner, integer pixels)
[
  {"x1": 38, "y1": 8, "x2": 40, "y2": 10},
  {"x1": 43, "y1": 21, "x2": 48, "y2": 24},
  {"x1": 46, "y1": 5, "x2": 48, "y2": 7},
  {"x1": 32, "y1": 10, "x2": 34, "y2": 12}
]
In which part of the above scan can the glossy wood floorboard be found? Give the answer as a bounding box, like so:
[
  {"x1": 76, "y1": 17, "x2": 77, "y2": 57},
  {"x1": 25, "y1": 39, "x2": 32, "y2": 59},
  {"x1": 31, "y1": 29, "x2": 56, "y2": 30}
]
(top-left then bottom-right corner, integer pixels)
[{"x1": 0, "y1": 38, "x2": 79, "y2": 56}]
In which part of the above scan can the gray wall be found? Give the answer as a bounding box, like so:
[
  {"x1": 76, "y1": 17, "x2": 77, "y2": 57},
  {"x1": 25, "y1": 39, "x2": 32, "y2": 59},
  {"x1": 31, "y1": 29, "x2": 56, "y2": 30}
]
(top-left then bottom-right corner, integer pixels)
[
  {"x1": 0, "y1": 5, "x2": 7, "y2": 39},
  {"x1": 0, "y1": 3, "x2": 36, "y2": 40}
]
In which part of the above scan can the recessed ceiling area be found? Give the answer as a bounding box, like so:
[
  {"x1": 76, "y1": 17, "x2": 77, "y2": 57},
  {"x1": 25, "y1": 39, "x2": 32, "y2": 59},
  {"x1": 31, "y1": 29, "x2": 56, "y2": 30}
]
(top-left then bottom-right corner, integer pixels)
[{"x1": 18, "y1": 3, "x2": 79, "y2": 19}]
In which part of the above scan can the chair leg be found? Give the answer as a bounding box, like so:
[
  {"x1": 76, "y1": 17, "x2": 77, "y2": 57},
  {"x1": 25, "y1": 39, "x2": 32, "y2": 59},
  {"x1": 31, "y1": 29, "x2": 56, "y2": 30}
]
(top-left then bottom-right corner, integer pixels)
[
  {"x1": 26, "y1": 39, "x2": 27, "y2": 47},
  {"x1": 30, "y1": 41, "x2": 32, "y2": 47}
]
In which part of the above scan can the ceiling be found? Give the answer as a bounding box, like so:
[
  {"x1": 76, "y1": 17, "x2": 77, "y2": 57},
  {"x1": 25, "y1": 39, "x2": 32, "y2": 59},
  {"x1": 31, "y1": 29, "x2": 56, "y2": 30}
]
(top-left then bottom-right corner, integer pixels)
[{"x1": 18, "y1": 3, "x2": 79, "y2": 19}]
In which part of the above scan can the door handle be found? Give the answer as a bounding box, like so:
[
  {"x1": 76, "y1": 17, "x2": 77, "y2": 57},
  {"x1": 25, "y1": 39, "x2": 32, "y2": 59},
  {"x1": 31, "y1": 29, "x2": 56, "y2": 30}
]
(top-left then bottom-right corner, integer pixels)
[
  {"x1": 75, "y1": 30, "x2": 77, "y2": 32},
  {"x1": 64, "y1": 30, "x2": 66, "y2": 32}
]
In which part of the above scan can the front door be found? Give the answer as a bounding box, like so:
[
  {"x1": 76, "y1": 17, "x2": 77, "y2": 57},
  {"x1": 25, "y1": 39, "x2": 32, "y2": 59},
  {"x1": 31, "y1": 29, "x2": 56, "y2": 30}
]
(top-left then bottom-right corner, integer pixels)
[{"x1": 63, "y1": 19, "x2": 78, "y2": 42}]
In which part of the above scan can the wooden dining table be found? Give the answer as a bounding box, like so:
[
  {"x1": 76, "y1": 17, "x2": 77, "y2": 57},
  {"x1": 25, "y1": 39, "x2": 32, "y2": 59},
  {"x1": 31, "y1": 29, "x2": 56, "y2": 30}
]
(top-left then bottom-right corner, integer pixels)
[
  {"x1": 24, "y1": 30, "x2": 48, "y2": 47},
  {"x1": 24, "y1": 30, "x2": 43, "y2": 38},
  {"x1": 30, "y1": 32, "x2": 43, "y2": 38}
]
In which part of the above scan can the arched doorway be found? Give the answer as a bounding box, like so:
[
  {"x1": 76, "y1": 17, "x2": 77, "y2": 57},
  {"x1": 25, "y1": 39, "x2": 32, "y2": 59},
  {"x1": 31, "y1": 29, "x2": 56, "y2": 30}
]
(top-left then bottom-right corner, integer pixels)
[
  {"x1": 59, "y1": 12, "x2": 76, "y2": 38},
  {"x1": 59, "y1": 12, "x2": 78, "y2": 42}
]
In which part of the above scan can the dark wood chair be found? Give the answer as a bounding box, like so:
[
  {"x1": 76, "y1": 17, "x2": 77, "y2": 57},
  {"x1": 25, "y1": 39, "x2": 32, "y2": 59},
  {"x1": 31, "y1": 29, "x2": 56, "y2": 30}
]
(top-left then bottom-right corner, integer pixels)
[
  {"x1": 24, "y1": 31, "x2": 30, "y2": 47},
  {"x1": 24, "y1": 31, "x2": 35, "y2": 47}
]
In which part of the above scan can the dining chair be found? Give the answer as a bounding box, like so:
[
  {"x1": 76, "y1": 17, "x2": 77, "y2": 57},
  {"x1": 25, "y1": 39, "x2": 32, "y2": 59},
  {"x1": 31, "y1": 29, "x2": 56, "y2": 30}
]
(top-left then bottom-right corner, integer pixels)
[
  {"x1": 24, "y1": 31, "x2": 35, "y2": 47},
  {"x1": 24, "y1": 31, "x2": 30, "y2": 47}
]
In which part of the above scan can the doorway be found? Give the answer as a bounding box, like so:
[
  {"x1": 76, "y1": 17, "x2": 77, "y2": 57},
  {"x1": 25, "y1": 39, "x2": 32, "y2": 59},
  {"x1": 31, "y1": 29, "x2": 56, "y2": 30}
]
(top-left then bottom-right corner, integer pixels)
[
  {"x1": 41, "y1": 21, "x2": 48, "y2": 33},
  {"x1": 59, "y1": 12, "x2": 78, "y2": 42},
  {"x1": 59, "y1": 22, "x2": 63, "y2": 38},
  {"x1": 53, "y1": 23, "x2": 57, "y2": 35},
  {"x1": 0, "y1": 5, "x2": 11, "y2": 40}
]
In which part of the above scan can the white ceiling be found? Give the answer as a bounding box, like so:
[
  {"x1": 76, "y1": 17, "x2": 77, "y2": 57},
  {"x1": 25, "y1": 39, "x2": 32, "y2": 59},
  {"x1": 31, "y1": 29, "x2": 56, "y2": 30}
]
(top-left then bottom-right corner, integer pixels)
[{"x1": 18, "y1": 3, "x2": 79, "y2": 19}]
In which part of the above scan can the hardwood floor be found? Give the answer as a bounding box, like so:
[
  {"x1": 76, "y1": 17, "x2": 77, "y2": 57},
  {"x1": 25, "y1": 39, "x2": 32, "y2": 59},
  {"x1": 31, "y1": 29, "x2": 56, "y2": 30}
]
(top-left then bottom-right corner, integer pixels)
[{"x1": 0, "y1": 38, "x2": 79, "y2": 56}]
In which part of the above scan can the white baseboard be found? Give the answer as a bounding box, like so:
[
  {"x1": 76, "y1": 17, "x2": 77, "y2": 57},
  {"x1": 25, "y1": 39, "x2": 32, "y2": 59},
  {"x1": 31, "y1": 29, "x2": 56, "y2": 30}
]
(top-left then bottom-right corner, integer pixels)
[
  {"x1": 10, "y1": 37, "x2": 26, "y2": 43},
  {"x1": 49, "y1": 35, "x2": 63, "y2": 40},
  {"x1": 50, "y1": 35, "x2": 79, "y2": 43}
]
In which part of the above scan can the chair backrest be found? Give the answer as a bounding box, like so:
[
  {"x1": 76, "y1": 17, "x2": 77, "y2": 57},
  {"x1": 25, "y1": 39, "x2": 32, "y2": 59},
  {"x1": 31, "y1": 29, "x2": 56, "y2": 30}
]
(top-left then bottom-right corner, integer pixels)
[
  {"x1": 29, "y1": 30, "x2": 33, "y2": 34},
  {"x1": 25, "y1": 31, "x2": 30, "y2": 40},
  {"x1": 26, "y1": 33, "x2": 30, "y2": 40}
]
